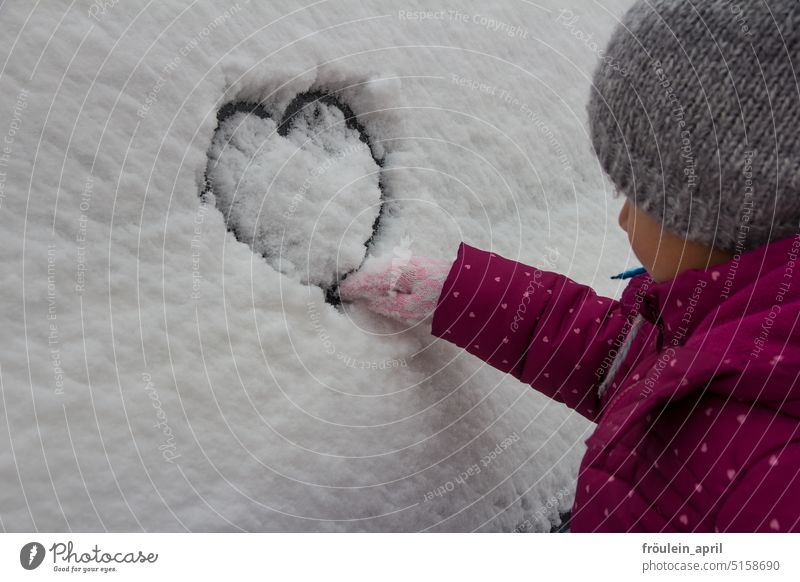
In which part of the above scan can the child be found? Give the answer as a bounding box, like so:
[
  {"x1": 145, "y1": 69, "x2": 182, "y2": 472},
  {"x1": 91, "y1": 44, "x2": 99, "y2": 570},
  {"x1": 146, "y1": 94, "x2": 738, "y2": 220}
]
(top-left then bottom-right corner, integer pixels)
[{"x1": 339, "y1": 0, "x2": 800, "y2": 532}]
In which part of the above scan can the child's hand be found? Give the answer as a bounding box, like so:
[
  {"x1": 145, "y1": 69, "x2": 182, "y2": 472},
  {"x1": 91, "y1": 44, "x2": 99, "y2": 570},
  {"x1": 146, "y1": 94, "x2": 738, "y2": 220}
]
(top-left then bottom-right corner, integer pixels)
[{"x1": 338, "y1": 256, "x2": 452, "y2": 325}]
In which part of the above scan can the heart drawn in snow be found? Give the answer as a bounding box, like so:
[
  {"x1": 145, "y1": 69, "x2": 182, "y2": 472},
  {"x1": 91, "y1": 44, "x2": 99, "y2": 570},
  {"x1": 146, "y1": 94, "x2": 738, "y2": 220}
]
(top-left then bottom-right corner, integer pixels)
[{"x1": 204, "y1": 92, "x2": 386, "y2": 304}]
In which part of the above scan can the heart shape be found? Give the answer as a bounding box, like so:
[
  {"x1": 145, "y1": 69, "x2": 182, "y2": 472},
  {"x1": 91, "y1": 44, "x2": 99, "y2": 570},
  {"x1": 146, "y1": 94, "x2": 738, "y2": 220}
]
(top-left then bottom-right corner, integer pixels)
[{"x1": 206, "y1": 93, "x2": 384, "y2": 298}]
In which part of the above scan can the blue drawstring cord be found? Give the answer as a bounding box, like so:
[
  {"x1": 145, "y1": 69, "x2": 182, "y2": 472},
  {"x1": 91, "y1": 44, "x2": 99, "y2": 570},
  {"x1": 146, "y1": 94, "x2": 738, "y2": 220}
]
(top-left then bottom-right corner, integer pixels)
[{"x1": 610, "y1": 266, "x2": 647, "y2": 280}]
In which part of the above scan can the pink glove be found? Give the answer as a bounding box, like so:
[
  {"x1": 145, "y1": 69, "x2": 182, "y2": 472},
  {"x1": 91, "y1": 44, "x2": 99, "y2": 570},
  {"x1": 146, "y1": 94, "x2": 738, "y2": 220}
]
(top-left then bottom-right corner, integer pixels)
[{"x1": 338, "y1": 256, "x2": 453, "y2": 325}]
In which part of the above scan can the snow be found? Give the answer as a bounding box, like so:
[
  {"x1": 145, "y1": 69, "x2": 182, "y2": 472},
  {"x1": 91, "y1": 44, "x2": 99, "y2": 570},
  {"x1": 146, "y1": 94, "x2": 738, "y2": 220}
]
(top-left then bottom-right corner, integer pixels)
[
  {"x1": 206, "y1": 102, "x2": 381, "y2": 287},
  {"x1": 0, "y1": 0, "x2": 636, "y2": 532}
]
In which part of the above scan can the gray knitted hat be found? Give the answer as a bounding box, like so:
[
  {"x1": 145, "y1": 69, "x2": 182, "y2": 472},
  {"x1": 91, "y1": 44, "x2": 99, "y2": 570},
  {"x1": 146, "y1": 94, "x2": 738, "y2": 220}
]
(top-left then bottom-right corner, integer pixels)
[{"x1": 588, "y1": 0, "x2": 800, "y2": 254}]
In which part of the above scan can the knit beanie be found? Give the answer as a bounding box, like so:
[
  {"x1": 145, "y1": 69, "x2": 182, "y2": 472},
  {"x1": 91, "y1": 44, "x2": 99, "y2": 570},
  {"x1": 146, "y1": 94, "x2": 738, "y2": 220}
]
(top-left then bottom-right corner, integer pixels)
[{"x1": 588, "y1": 0, "x2": 800, "y2": 254}]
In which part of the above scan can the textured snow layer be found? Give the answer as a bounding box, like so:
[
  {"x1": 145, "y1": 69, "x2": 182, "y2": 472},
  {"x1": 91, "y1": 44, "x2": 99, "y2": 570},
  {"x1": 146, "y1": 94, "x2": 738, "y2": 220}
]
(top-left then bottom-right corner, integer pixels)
[
  {"x1": 0, "y1": 0, "x2": 635, "y2": 531},
  {"x1": 207, "y1": 103, "x2": 381, "y2": 287}
]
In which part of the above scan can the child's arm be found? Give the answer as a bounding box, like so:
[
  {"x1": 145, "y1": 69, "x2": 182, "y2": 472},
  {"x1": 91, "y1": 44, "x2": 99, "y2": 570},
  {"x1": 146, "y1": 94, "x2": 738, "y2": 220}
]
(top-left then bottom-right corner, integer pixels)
[{"x1": 431, "y1": 242, "x2": 635, "y2": 422}]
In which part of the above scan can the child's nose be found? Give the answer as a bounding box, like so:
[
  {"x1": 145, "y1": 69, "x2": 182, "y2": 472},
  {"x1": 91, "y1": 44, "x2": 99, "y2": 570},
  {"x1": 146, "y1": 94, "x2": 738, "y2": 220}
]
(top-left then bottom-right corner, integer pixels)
[{"x1": 618, "y1": 199, "x2": 629, "y2": 231}]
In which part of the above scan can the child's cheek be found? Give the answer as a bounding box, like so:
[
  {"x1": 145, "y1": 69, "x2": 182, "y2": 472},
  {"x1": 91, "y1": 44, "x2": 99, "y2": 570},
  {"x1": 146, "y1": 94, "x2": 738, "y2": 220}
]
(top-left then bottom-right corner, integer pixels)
[{"x1": 629, "y1": 233, "x2": 657, "y2": 276}]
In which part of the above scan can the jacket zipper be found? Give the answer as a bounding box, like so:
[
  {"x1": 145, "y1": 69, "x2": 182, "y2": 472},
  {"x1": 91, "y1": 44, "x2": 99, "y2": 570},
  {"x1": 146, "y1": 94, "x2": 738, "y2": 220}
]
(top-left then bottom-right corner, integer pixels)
[{"x1": 602, "y1": 317, "x2": 664, "y2": 420}]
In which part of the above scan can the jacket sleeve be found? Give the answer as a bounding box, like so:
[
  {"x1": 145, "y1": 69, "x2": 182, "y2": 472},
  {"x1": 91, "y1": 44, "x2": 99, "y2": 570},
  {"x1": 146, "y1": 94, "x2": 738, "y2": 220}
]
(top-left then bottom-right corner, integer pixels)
[
  {"x1": 431, "y1": 242, "x2": 634, "y2": 422},
  {"x1": 714, "y1": 443, "x2": 800, "y2": 532}
]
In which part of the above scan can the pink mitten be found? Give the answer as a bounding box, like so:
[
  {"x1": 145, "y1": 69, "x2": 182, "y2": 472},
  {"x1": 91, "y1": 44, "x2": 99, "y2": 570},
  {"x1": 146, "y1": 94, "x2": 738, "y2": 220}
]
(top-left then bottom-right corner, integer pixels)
[{"x1": 338, "y1": 256, "x2": 453, "y2": 324}]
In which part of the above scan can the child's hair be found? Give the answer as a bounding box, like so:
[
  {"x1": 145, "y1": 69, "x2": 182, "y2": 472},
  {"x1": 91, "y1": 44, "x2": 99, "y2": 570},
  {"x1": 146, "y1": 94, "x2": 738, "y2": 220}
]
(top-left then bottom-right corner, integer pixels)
[{"x1": 587, "y1": 0, "x2": 800, "y2": 254}]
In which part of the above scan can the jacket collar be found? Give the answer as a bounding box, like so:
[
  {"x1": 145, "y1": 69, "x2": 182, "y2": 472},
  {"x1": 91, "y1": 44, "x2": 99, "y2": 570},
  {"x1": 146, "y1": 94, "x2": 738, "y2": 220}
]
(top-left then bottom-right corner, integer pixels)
[{"x1": 621, "y1": 233, "x2": 800, "y2": 349}]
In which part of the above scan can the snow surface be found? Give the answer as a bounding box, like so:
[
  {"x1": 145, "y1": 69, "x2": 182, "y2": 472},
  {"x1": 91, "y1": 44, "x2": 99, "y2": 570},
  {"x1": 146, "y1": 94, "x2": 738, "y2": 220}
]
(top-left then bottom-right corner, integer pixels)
[
  {"x1": 206, "y1": 103, "x2": 381, "y2": 287},
  {"x1": 0, "y1": 0, "x2": 636, "y2": 532}
]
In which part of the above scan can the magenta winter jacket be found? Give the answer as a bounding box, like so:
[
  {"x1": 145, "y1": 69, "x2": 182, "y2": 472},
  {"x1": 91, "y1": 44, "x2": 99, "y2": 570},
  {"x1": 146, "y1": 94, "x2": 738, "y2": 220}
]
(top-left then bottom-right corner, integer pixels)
[{"x1": 431, "y1": 234, "x2": 800, "y2": 532}]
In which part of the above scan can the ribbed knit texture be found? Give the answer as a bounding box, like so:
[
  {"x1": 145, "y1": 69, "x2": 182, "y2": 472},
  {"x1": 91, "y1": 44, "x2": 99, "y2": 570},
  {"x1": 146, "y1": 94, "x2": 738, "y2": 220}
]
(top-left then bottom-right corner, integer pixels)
[{"x1": 588, "y1": 0, "x2": 800, "y2": 253}]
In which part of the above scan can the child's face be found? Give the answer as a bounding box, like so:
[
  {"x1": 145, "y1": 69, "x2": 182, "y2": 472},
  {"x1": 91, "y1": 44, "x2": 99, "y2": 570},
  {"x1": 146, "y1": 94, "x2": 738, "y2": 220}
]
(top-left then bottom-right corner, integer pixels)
[{"x1": 617, "y1": 198, "x2": 734, "y2": 283}]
